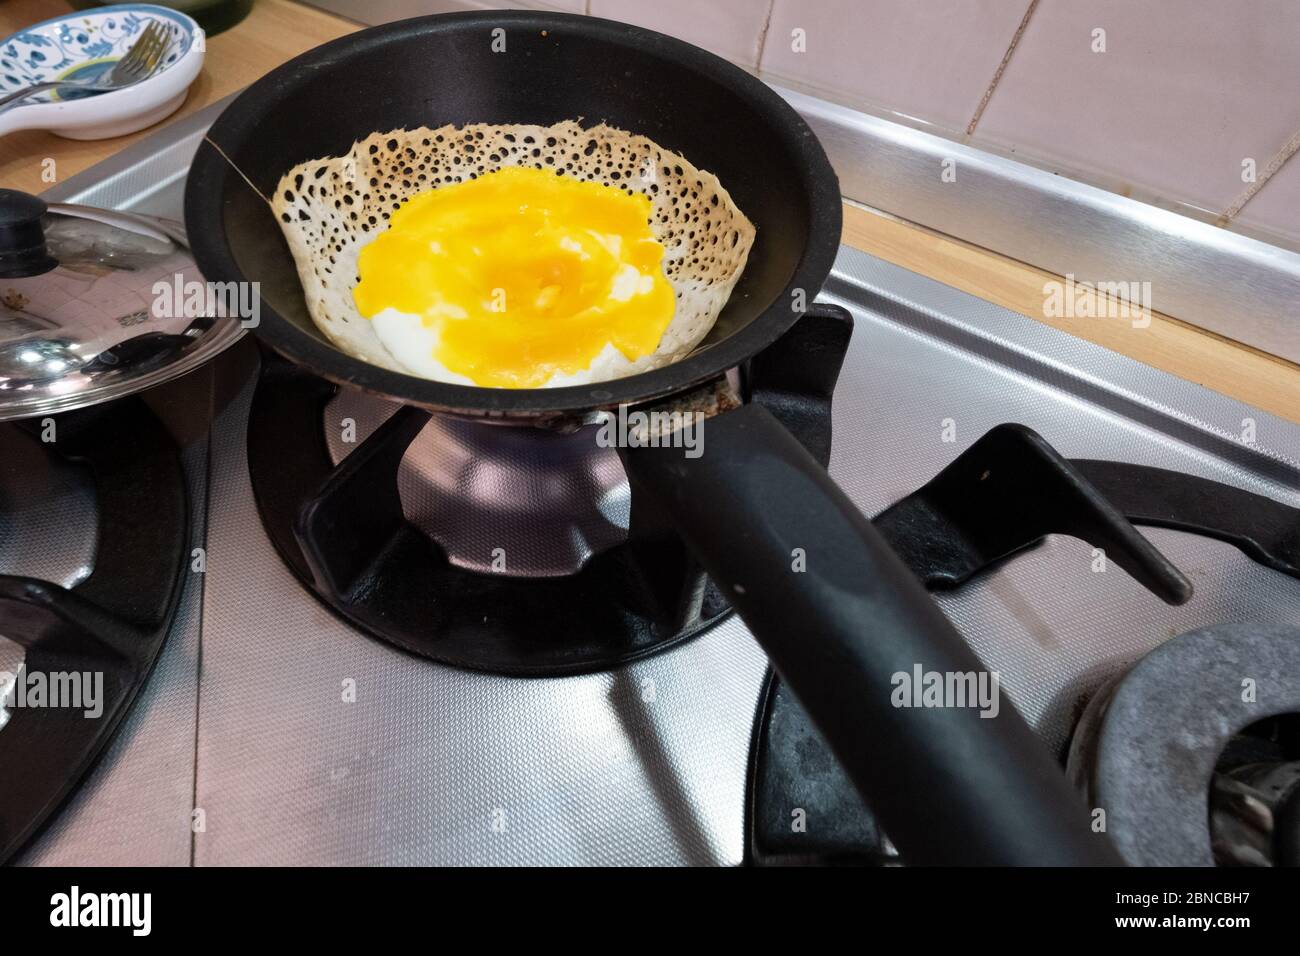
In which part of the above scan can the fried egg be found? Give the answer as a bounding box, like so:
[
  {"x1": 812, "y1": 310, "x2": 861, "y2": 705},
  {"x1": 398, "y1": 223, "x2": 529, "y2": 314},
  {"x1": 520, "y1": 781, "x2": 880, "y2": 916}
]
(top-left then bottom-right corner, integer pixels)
[
  {"x1": 353, "y1": 168, "x2": 677, "y2": 388},
  {"x1": 271, "y1": 121, "x2": 755, "y2": 389}
]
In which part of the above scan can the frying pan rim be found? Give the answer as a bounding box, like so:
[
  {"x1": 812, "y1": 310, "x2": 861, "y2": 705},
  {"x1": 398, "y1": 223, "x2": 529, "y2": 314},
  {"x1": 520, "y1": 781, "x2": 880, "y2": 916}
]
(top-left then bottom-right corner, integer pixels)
[{"x1": 185, "y1": 9, "x2": 842, "y2": 419}]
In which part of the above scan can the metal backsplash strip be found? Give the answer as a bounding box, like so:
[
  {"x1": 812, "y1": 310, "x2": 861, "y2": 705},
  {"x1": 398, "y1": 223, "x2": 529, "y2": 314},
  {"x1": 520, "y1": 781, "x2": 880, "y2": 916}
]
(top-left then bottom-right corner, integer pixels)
[{"x1": 784, "y1": 87, "x2": 1300, "y2": 366}]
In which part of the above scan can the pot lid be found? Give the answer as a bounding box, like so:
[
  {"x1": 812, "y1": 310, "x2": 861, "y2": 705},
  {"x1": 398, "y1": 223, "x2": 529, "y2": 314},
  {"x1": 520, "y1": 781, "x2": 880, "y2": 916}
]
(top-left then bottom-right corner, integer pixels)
[{"x1": 0, "y1": 188, "x2": 245, "y2": 421}]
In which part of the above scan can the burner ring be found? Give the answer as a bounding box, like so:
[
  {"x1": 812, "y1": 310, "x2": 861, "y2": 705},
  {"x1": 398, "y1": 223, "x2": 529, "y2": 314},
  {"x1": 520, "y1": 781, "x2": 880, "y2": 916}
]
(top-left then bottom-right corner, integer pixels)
[
  {"x1": 246, "y1": 355, "x2": 732, "y2": 675},
  {"x1": 244, "y1": 306, "x2": 851, "y2": 675},
  {"x1": 1066, "y1": 622, "x2": 1300, "y2": 866}
]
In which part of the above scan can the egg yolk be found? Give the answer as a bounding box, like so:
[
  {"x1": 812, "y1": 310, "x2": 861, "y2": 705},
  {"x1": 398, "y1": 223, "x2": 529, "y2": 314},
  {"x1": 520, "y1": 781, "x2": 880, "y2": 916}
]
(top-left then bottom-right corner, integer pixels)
[{"x1": 352, "y1": 167, "x2": 676, "y2": 388}]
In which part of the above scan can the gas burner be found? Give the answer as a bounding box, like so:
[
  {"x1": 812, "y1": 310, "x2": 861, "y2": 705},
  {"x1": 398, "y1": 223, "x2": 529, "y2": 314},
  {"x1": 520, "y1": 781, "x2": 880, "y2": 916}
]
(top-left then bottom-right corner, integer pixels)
[
  {"x1": 245, "y1": 305, "x2": 852, "y2": 676},
  {"x1": 0, "y1": 398, "x2": 189, "y2": 863},
  {"x1": 1067, "y1": 623, "x2": 1300, "y2": 867},
  {"x1": 322, "y1": 388, "x2": 630, "y2": 579},
  {"x1": 746, "y1": 431, "x2": 1300, "y2": 866}
]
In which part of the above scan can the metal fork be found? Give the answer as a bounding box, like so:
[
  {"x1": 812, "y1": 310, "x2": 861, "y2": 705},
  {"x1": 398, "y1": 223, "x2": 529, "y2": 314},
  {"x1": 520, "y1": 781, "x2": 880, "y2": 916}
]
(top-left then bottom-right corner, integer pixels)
[{"x1": 0, "y1": 21, "x2": 169, "y2": 116}]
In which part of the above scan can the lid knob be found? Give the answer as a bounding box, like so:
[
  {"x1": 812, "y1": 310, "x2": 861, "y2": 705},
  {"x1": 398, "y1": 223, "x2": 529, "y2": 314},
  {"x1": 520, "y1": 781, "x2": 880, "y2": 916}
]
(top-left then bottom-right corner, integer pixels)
[{"x1": 0, "y1": 188, "x2": 59, "y2": 279}]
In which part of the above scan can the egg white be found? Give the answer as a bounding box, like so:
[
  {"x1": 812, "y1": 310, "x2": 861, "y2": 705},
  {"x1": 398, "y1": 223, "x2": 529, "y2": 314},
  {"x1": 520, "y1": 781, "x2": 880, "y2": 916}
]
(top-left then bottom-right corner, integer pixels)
[{"x1": 371, "y1": 307, "x2": 650, "y2": 388}]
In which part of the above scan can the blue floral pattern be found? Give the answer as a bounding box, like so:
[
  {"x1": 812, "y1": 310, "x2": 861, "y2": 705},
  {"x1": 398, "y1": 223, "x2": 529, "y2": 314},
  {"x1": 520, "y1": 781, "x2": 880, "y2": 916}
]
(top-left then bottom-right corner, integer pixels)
[{"x1": 0, "y1": 5, "x2": 194, "y2": 101}]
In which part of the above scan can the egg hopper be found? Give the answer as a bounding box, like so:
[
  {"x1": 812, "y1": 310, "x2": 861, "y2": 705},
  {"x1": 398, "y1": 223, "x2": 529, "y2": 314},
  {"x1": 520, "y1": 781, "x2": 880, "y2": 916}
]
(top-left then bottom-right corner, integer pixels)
[
  {"x1": 185, "y1": 11, "x2": 1122, "y2": 866},
  {"x1": 270, "y1": 122, "x2": 756, "y2": 386},
  {"x1": 186, "y1": 10, "x2": 839, "y2": 421}
]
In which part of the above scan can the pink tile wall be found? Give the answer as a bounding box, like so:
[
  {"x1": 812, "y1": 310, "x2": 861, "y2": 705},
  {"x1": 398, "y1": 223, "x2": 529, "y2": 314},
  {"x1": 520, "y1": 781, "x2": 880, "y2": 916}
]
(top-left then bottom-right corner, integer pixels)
[
  {"x1": 758, "y1": 0, "x2": 1030, "y2": 134},
  {"x1": 588, "y1": 0, "x2": 773, "y2": 69},
  {"x1": 972, "y1": 0, "x2": 1300, "y2": 222},
  {"x1": 755, "y1": 0, "x2": 1300, "y2": 242}
]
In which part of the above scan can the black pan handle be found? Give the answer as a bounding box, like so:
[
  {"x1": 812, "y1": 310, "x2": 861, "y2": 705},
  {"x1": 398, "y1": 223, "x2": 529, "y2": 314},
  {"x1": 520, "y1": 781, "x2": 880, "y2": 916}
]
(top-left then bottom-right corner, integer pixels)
[{"x1": 622, "y1": 402, "x2": 1122, "y2": 866}]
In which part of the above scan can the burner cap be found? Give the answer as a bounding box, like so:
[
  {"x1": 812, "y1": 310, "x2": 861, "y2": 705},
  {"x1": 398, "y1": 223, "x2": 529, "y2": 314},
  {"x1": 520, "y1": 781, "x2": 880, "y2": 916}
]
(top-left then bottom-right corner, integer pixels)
[{"x1": 1067, "y1": 622, "x2": 1300, "y2": 866}]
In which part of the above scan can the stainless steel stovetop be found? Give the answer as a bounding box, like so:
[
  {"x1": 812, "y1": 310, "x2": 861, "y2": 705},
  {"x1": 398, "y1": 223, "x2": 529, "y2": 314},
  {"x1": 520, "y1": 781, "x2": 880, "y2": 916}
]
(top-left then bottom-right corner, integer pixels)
[{"x1": 6, "y1": 107, "x2": 1300, "y2": 866}]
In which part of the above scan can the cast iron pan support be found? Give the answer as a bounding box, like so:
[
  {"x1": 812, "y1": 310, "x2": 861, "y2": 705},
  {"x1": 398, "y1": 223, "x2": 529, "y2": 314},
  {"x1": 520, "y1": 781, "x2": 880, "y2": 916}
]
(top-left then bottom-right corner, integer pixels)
[
  {"x1": 875, "y1": 424, "x2": 1194, "y2": 602},
  {"x1": 0, "y1": 398, "x2": 187, "y2": 863},
  {"x1": 742, "y1": 301, "x2": 853, "y2": 467},
  {"x1": 621, "y1": 325, "x2": 1123, "y2": 867},
  {"x1": 297, "y1": 403, "x2": 433, "y2": 601},
  {"x1": 251, "y1": 305, "x2": 857, "y2": 674},
  {"x1": 1071, "y1": 460, "x2": 1300, "y2": 579},
  {"x1": 251, "y1": 344, "x2": 755, "y2": 674}
]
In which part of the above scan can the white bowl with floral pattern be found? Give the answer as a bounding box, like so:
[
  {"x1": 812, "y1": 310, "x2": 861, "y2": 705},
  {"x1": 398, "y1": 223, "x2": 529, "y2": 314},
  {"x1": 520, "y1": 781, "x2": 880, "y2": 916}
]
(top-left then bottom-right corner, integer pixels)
[{"x1": 0, "y1": 4, "x2": 204, "y2": 140}]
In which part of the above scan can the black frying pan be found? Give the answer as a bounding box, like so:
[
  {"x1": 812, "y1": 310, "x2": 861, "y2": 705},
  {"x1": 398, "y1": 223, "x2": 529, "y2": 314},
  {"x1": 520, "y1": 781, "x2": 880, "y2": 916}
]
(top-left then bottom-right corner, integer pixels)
[{"x1": 185, "y1": 11, "x2": 1120, "y2": 866}]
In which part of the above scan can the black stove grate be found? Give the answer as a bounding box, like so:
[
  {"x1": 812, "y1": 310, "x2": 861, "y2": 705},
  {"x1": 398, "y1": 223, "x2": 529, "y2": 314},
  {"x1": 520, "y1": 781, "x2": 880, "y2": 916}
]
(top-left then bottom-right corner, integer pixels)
[
  {"x1": 246, "y1": 304, "x2": 854, "y2": 676},
  {"x1": 0, "y1": 398, "x2": 189, "y2": 863}
]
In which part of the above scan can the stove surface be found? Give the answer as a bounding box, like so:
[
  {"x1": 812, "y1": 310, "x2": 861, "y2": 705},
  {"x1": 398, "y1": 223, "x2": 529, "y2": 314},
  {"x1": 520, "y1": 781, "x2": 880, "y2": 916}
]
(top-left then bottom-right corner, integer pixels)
[{"x1": 10, "y1": 152, "x2": 1300, "y2": 866}]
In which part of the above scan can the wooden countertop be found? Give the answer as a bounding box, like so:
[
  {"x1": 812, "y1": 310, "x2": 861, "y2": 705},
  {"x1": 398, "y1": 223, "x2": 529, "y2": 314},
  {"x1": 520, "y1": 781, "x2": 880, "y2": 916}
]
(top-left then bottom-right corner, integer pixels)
[
  {"x1": 4, "y1": 0, "x2": 1298, "y2": 424},
  {"x1": 0, "y1": 0, "x2": 354, "y2": 183}
]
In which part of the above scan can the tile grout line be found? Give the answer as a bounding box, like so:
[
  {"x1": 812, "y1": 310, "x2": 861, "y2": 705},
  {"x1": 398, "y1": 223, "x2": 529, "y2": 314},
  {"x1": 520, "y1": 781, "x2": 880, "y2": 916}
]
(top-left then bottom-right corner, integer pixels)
[
  {"x1": 965, "y1": 0, "x2": 1040, "y2": 138},
  {"x1": 1218, "y1": 127, "x2": 1300, "y2": 224},
  {"x1": 754, "y1": 0, "x2": 776, "y2": 73}
]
